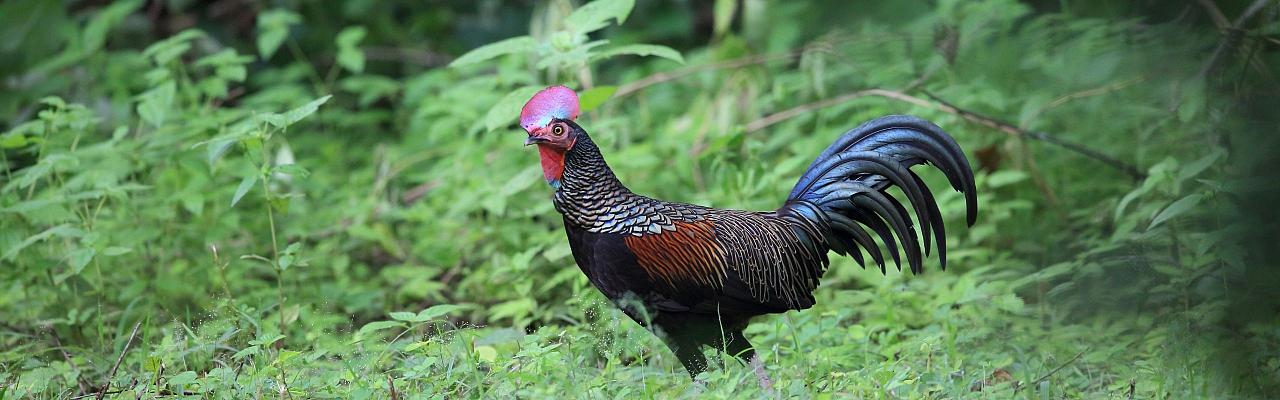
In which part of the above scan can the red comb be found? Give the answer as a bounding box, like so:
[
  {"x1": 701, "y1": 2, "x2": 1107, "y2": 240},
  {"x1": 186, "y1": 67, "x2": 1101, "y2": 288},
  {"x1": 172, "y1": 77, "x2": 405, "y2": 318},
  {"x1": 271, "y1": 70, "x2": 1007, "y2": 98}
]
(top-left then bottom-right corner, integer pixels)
[{"x1": 520, "y1": 86, "x2": 579, "y2": 132}]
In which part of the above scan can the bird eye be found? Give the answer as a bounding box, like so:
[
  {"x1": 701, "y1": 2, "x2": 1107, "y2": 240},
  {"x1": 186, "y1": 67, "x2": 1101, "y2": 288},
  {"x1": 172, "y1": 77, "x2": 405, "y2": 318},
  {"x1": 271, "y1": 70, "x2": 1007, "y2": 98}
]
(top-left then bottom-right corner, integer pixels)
[{"x1": 552, "y1": 124, "x2": 565, "y2": 136}]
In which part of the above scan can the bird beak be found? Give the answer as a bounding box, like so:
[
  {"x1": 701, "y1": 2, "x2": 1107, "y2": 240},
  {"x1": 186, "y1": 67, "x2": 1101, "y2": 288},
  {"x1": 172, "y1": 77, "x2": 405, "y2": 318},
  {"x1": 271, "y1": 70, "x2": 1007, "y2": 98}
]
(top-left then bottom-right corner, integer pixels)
[{"x1": 524, "y1": 135, "x2": 549, "y2": 146}]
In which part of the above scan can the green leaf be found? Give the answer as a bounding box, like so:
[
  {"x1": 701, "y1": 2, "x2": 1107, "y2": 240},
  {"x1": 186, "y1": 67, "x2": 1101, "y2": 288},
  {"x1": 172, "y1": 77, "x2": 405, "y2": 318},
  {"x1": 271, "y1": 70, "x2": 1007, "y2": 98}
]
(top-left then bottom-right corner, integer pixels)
[
  {"x1": 137, "y1": 81, "x2": 176, "y2": 128},
  {"x1": 269, "y1": 95, "x2": 333, "y2": 129},
  {"x1": 4, "y1": 224, "x2": 85, "y2": 261},
  {"x1": 449, "y1": 36, "x2": 535, "y2": 68},
  {"x1": 354, "y1": 321, "x2": 406, "y2": 342},
  {"x1": 485, "y1": 86, "x2": 542, "y2": 132},
  {"x1": 231, "y1": 345, "x2": 259, "y2": 360},
  {"x1": 230, "y1": 175, "x2": 257, "y2": 207},
  {"x1": 713, "y1": 0, "x2": 737, "y2": 37},
  {"x1": 249, "y1": 334, "x2": 286, "y2": 347},
  {"x1": 591, "y1": 44, "x2": 684, "y2": 64},
  {"x1": 335, "y1": 26, "x2": 367, "y2": 74},
  {"x1": 1148, "y1": 193, "x2": 1203, "y2": 230},
  {"x1": 390, "y1": 304, "x2": 461, "y2": 323},
  {"x1": 1178, "y1": 149, "x2": 1223, "y2": 181},
  {"x1": 167, "y1": 371, "x2": 197, "y2": 387},
  {"x1": 276, "y1": 349, "x2": 301, "y2": 364},
  {"x1": 986, "y1": 170, "x2": 1028, "y2": 188},
  {"x1": 102, "y1": 246, "x2": 132, "y2": 256},
  {"x1": 67, "y1": 248, "x2": 95, "y2": 275},
  {"x1": 257, "y1": 9, "x2": 301, "y2": 60},
  {"x1": 474, "y1": 345, "x2": 497, "y2": 363},
  {"x1": 578, "y1": 86, "x2": 617, "y2": 112},
  {"x1": 82, "y1": 0, "x2": 144, "y2": 54},
  {"x1": 566, "y1": 0, "x2": 635, "y2": 34},
  {"x1": 417, "y1": 304, "x2": 464, "y2": 321},
  {"x1": 389, "y1": 311, "x2": 418, "y2": 321},
  {"x1": 141, "y1": 30, "x2": 204, "y2": 65}
]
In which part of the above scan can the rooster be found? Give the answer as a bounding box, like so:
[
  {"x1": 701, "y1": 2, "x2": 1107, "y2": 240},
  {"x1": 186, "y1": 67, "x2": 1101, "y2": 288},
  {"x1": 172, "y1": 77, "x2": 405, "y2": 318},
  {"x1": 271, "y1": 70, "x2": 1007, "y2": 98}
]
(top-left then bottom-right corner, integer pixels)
[{"x1": 520, "y1": 86, "x2": 977, "y2": 382}]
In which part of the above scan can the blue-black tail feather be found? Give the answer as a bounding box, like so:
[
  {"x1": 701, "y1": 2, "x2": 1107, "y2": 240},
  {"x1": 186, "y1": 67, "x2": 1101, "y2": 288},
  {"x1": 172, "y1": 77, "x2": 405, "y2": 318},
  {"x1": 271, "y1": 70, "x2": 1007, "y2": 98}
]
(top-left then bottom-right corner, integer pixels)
[{"x1": 781, "y1": 115, "x2": 977, "y2": 274}]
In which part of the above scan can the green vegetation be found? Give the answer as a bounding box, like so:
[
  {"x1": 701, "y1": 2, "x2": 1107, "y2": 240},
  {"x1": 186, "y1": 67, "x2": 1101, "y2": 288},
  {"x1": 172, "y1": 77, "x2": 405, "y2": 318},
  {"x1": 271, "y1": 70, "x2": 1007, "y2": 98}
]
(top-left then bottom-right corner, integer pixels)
[{"x1": 2, "y1": 0, "x2": 1277, "y2": 398}]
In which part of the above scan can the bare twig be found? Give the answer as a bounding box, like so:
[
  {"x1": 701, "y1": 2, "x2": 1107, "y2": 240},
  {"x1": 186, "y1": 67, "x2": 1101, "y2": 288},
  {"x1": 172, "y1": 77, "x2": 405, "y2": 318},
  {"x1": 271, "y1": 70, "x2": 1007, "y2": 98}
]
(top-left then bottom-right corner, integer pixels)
[
  {"x1": 388, "y1": 375, "x2": 400, "y2": 400},
  {"x1": 1042, "y1": 77, "x2": 1147, "y2": 112},
  {"x1": 920, "y1": 91, "x2": 1146, "y2": 180},
  {"x1": 743, "y1": 88, "x2": 1146, "y2": 180},
  {"x1": 743, "y1": 88, "x2": 928, "y2": 132},
  {"x1": 362, "y1": 46, "x2": 453, "y2": 67},
  {"x1": 50, "y1": 330, "x2": 91, "y2": 393},
  {"x1": 97, "y1": 322, "x2": 142, "y2": 400},
  {"x1": 1028, "y1": 348, "x2": 1088, "y2": 388},
  {"x1": 1196, "y1": 0, "x2": 1231, "y2": 30},
  {"x1": 614, "y1": 51, "x2": 804, "y2": 99},
  {"x1": 613, "y1": 33, "x2": 919, "y2": 99},
  {"x1": 1196, "y1": 0, "x2": 1273, "y2": 78},
  {"x1": 72, "y1": 390, "x2": 125, "y2": 399}
]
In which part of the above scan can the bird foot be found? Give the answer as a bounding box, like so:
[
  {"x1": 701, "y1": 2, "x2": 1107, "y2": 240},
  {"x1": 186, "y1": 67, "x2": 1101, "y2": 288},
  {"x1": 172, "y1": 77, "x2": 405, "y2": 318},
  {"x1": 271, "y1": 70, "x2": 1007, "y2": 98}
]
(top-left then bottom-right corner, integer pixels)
[{"x1": 750, "y1": 354, "x2": 775, "y2": 393}]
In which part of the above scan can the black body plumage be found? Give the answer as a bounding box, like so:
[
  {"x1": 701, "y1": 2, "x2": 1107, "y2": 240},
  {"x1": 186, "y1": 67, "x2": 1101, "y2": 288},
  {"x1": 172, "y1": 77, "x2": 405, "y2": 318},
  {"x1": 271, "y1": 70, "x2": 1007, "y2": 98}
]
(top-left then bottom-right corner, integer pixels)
[{"x1": 546, "y1": 116, "x2": 977, "y2": 376}]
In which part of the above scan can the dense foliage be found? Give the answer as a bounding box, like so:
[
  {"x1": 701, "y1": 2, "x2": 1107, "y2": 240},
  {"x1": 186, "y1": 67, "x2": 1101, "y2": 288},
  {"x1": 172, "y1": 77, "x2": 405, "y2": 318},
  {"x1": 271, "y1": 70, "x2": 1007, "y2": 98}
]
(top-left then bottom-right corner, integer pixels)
[{"x1": 2, "y1": 0, "x2": 1277, "y2": 398}]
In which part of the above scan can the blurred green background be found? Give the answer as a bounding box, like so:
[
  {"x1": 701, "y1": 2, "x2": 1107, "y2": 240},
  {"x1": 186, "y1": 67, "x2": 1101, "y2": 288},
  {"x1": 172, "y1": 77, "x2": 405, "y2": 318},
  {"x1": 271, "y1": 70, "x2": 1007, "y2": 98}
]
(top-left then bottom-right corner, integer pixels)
[{"x1": 2, "y1": 0, "x2": 1277, "y2": 398}]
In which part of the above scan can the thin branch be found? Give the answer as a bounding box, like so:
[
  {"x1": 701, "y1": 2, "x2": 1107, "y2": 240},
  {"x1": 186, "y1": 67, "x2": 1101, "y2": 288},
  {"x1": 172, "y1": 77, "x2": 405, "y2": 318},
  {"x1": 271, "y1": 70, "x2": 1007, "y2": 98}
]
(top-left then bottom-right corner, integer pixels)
[
  {"x1": 97, "y1": 322, "x2": 142, "y2": 400},
  {"x1": 1029, "y1": 348, "x2": 1088, "y2": 388},
  {"x1": 743, "y1": 88, "x2": 1146, "y2": 180},
  {"x1": 1197, "y1": 0, "x2": 1273, "y2": 78},
  {"x1": 742, "y1": 88, "x2": 931, "y2": 132},
  {"x1": 362, "y1": 46, "x2": 453, "y2": 67},
  {"x1": 50, "y1": 330, "x2": 90, "y2": 394},
  {"x1": 613, "y1": 33, "x2": 920, "y2": 99},
  {"x1": 614, "y1": 51, "x2": 804, "y2": 99},
  {"x1": 921, "y1": 91, "x2": 1146, "y2": 180},
  {"x1": 388, "y1": 375, "x2": 400, "y2": 400},
  {"x1": 1043, "y1": 77, "x2": 1147, "y2": 111},
  {"x1": 1196, "y1": 0, "x2": 1231, "y2": 30}
]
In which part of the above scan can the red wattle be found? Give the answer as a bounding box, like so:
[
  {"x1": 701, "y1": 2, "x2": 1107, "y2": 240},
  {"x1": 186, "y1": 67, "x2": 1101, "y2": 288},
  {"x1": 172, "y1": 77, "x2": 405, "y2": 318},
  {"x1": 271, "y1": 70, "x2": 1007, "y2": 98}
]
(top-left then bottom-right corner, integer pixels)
[{"x1": 537, "y1": 145, "x2": 565, "y2": 182}]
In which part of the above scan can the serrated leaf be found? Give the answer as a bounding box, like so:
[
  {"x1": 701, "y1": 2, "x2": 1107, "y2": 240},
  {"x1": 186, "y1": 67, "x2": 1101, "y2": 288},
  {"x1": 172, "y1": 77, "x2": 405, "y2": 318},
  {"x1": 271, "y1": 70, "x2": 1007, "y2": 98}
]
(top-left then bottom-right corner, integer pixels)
[
  {"x1": 578, "y1": 86, "x2": 617, "y2": 112},
  {"x1": 449, "y1": 36, "x2": 535, "y2": 67},
  {"x1": 230, "y1": 175, "x2": 257, "y2": 207},
  {"x1": 485, "y1": 86, "x2": 542, "y2": 132},
  {"x1": 591, "y1": 44, "x2": 684, "y2": 64},
  {"x1": 567, "y1": 0, "x2": 635, "y2": 34},
  {"x1": 1148, "y1": 193, "x2": 1203, "y2": 230},
  {"x1": 270, "y1": 95, "x2": 333, "y2": 129}
]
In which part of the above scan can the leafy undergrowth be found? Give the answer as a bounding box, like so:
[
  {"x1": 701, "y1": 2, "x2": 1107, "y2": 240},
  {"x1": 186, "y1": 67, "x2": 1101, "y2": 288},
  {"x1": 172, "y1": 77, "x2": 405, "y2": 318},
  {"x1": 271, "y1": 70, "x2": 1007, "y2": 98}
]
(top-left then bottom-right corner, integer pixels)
[{"x1": 3, "y1": 0, "x2": 1278, "y2": 398}]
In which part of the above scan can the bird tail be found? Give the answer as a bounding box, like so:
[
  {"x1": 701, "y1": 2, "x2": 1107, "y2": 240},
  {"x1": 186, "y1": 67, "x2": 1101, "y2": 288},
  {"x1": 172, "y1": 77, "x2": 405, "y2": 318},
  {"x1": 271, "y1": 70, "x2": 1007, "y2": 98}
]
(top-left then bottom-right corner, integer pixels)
[{"x1": 779, "y1": 115, "x2": 978, "y2": 274}]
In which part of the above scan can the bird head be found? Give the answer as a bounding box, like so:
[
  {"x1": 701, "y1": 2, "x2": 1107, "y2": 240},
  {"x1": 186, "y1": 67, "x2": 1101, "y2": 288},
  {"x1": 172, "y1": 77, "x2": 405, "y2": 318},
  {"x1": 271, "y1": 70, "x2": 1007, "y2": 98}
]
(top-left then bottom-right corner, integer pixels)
[{"x1": 520, "y1": 86, "x2": 581, "y2": 186}]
